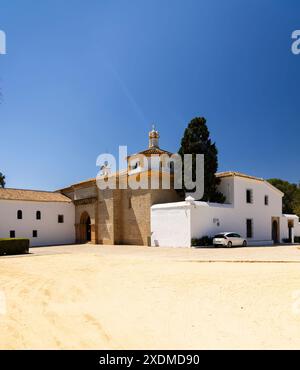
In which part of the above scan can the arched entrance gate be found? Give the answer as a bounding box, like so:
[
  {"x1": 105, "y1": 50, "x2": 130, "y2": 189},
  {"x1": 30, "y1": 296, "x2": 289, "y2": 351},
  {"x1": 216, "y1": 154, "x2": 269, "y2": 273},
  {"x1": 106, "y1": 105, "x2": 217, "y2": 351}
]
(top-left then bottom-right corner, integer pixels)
[
  {"x1": 78, "y1": 211, "x2": 92, "y2": 243},
  {"x1": 272, "y1": 217, "x2": 280, "y2": 244}
]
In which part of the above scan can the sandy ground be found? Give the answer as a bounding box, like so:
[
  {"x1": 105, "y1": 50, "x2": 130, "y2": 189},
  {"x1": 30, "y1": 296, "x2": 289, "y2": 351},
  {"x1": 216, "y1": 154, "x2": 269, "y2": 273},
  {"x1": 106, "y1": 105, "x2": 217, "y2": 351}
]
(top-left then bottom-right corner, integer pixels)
[{"x1": 1, "y1": 244, "x2": 300, "y2": 349}]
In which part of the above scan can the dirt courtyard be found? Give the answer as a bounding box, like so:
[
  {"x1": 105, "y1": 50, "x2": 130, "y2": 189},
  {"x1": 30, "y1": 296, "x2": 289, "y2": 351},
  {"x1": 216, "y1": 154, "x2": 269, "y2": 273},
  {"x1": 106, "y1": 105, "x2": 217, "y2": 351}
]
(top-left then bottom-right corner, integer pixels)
[{"x1": 1, "y1": 244, "x2": 300, "y2": 349}]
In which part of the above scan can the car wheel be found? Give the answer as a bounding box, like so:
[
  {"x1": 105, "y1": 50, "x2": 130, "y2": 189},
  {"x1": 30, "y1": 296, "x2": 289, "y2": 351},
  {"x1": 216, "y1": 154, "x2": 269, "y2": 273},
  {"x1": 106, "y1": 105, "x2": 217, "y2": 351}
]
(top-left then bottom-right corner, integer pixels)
[
  {"x1": 227, "y1": 241, "x2": 233, "y2": 248},
  {"x1": 243, "y1": 240, "x2": 247, "y2": 247}
]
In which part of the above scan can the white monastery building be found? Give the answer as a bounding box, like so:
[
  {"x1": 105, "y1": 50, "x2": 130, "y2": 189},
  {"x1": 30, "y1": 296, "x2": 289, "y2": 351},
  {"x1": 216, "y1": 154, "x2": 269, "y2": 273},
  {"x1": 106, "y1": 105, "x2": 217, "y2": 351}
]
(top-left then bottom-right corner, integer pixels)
[
  {"x1": 0, "y1": 188, "x2": 75, "y2": 246},
  {"x1": 151, "y1": 172, "x2": 300, "y2": 247}
]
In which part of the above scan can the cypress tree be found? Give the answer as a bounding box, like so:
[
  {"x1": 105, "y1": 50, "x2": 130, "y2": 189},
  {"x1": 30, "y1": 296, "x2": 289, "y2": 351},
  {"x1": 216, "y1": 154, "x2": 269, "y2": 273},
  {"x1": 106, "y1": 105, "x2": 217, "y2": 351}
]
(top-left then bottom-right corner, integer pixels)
[{"x1": 178, "y1": 117, "x2": 225, "y2": 202}]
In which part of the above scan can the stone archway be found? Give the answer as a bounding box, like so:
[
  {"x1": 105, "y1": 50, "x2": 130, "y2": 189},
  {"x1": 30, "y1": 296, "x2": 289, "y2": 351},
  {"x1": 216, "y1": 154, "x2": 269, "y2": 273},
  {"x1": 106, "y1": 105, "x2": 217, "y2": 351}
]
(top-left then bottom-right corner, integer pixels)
[
  {"x1": 74, "y1": 197, "x2": 98, "y2": 244},
  {"x1": 79, "y1": 211, "x2": 92, "y2": 243}
]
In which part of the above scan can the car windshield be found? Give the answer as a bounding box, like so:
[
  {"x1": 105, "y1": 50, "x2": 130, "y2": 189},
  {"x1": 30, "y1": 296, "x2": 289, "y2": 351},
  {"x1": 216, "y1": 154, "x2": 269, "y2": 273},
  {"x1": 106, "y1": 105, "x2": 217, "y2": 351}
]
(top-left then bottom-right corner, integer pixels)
[{"x1": 214, "y1": 234, "x2": 226, "y2": 238}]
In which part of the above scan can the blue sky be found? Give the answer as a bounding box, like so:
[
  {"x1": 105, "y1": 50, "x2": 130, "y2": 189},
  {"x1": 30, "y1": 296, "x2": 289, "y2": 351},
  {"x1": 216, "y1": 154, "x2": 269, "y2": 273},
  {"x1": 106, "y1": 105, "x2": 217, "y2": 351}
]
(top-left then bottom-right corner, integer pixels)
[{"x1": 0, "y1": 0, "x2": 299, "y2": 190}]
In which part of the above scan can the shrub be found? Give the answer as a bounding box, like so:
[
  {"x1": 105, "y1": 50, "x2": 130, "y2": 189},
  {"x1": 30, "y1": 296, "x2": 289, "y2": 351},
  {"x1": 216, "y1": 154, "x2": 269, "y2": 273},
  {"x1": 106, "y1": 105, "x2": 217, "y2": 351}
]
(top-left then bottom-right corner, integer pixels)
[
  {"x1": 0, "y1": 238, "x2": 30, "y2": 255},
  {"x1": 191, "y1": 236, "x2": 213, "y2": 247},
  {"x1": 282, "y1": 237, "x2": 300, "y2": 244}
]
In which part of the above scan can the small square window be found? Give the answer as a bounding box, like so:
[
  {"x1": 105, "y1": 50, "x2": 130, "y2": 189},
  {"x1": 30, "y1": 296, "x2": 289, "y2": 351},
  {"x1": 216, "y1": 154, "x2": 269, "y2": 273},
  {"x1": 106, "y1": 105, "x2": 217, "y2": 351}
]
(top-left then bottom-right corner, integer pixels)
[
  {"x1": 32, "y1": 230, "x2": 38, "y2": 238},
  {"x1": 10, "y1": 230, "x2": 15, "y2": 238},
  {"x1": 58, "y1": 215, "x2": 64, "y2": 223},
  {"x1": 264, "y1": 195, "x2": 269, "y2": 206}
]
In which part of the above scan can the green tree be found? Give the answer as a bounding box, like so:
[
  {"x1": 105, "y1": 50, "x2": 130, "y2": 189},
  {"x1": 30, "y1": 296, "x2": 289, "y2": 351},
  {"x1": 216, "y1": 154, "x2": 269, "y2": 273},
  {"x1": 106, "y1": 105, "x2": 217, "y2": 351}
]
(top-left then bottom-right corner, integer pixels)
[
  {"x1": 268, "y1": 178, "x2": 300, "y2": 217},
  {"x1": 178, "y1": 117, "x2": 225, "y2": 202},
  {"x1": 0, "y1": 172, "x2": 5, "y2": 188}
]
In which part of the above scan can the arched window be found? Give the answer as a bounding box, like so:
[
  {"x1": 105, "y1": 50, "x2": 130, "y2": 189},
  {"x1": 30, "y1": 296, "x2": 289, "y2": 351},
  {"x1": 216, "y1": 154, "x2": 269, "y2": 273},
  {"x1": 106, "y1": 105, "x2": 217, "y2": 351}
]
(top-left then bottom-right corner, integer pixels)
[
  {"x1": 36, "y1": 211, "x2": 41, "y2": 220},
  {"x1": 17, "y1": 210, "x2": 23, "y2": 220},
  {"x1": 169, "y1": 161, "x2": 174, "y2": 173}
]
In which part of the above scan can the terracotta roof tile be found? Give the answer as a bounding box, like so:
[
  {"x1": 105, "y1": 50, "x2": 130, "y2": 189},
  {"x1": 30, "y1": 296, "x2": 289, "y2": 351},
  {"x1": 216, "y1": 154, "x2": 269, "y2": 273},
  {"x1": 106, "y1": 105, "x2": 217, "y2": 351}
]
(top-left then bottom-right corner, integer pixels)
[
  {"x1": 216, "y1": 171, "x2": 264, "y2": 181},
  {"x1": 130, "y1": 148, "x2": 173, "y2": 157},
  {"x1": 0, "y1": 188, "x2": 72, "y2": 202}
]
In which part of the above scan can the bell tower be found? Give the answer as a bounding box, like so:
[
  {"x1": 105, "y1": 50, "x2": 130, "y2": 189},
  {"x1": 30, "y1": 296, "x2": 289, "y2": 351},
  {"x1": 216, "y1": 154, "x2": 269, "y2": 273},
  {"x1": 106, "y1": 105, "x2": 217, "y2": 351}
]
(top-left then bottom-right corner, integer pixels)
[{"x1": 149, "y1": 125, "x2": 159, "y2": 149}]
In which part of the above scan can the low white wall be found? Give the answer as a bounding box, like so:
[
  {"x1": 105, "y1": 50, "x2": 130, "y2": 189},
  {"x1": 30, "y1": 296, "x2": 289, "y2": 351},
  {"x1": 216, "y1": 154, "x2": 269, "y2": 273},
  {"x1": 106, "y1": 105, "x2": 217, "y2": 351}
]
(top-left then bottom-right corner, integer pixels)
[
  {"x1": 294, "y1": 221, "x2": 300, "y2": 238},
  {"x1": 0, "y1": 200, "x2": 75, "y2": 246},
  {"x1": 281, "y1": 215, "x2": 300, "y2": 243},
  {"x1": 190, "y1": 202, "x2": 233, "y2": 239},
  {"x1": 280, "y1": 216, "x2": 290, "y2": 241},
  {"x1": 151, "y1": 202, "x2": 191, "y2": 247}
]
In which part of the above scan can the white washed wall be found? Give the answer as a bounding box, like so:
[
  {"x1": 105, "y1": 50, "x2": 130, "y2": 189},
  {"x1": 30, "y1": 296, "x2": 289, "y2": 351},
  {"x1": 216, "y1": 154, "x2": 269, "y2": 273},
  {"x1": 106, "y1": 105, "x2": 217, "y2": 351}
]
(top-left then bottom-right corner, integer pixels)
[
  {"x1": 151, "y1": 176, "x2": 288, "y2": 247},
  {"x1": 217, "y1": 177, "x2": 235, "y2": 204},
  {"x1": 0, "y1": 200, "x2": 75, "y2": 246},
  {"x1": 226, "y1": 177, "x2": 283, "y2": 242},
  {"x1": 281, "y1": 215, "x2": 300, "y2": 242},
  {"x1": 295, "y1": 220, "x2": 300, "y2": 237},
  {"x1": 280, "y1": 217, "x2": 290, "y2": 241},
  {"x1": 151, "y1": 202, "x2": 191, "y2": 247},
  {"x1": 191, "y1": 202, "x2": 235, "y2": 239}
]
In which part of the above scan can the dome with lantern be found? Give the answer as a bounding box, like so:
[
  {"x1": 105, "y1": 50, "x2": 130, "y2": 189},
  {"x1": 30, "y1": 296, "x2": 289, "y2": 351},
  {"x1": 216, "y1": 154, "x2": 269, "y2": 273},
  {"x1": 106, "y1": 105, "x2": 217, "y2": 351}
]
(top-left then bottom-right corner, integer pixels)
[{"x1": 126, "y1": 125, "x2": 173, "y2": 173}]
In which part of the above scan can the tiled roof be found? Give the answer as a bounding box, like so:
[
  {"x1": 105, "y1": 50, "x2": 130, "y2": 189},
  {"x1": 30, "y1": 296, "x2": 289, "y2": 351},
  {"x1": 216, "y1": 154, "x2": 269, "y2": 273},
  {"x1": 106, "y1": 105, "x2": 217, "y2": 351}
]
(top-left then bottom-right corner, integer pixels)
[
  {"x1": 216, "y1": 171, "x2": 284, "y2": 195},
  {"x1": 59, "y1": 178, "x2": 96, "y2": 192},
  {"x1": 132, "y1": 147, "x2": 173, "y2": 157},
  {"x1": 216, "y1": 171, "x2": 264, "y2": 181},
  {"x1": 0, "y1": 188, "x2": 72, "y2": 202}
]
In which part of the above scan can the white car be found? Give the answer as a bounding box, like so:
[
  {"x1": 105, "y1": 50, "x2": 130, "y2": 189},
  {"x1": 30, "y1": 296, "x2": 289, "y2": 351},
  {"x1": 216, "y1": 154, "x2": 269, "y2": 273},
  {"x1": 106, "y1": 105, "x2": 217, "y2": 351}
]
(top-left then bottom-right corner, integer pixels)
[{"x1": 213, "y1": 232, "x2": 247, "y2": 248}]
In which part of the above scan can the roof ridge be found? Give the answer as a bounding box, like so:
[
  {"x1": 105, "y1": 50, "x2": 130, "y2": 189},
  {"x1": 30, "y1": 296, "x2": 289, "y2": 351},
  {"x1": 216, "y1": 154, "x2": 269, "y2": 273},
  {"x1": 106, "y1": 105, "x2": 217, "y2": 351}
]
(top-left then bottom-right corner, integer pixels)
[
  {"x1": 0, "y1": 187, "x2": 58, "y2": 193},
  {"x1": 216, "y1": 171, "x2": 264, "y2": 181},
  {"x1": 216, "y1": 171, "x2": 284, "y2": 196}
]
